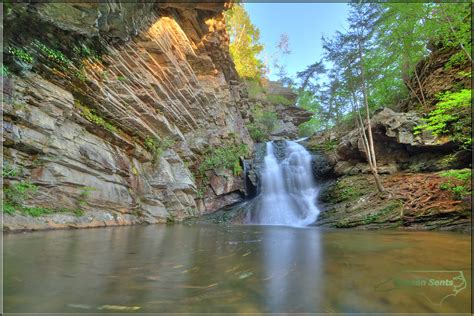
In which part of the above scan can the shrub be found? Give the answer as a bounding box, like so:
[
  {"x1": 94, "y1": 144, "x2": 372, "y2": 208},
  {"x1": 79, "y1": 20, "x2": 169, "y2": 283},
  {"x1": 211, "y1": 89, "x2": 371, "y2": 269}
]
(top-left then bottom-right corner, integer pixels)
[
  {"x1": 144, "y1": 136, "x2": 175, "y2": 164},
  {"x1": 1, "y1": 64, "x2": 10, "y2": 77},
  {"x1": 245, "y1": 79, "x2": 265, "y2": 98},
  {"x1": 247, "y1": 107, "x2": 279, "y2": 142},
  {"x1": 2, "y1": 180, "x2": 86, "y2": 217},
  {"x1": 8, "y1": 47, "x2": 33, "y2": 63},
  {"x1": 414, "y1": 89, "x2": 471, "y2": 148},
  {"x1": 198, "y1": 143, "x2": 248, "y2": 177},
  {"x1": 246, "y1": 123, "x2": 266, "y2": 142},
  {"x1": 266, "y1": 94, "x2": 293, "y2": 106},
  {"x1": 438, "y1": 169, "x2": 471, "y2": 200}
]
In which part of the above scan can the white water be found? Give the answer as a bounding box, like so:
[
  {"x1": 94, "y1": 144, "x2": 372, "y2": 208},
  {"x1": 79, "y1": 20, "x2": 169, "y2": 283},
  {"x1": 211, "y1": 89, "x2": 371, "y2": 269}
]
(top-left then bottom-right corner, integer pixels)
[{"x1": 251, "y1": 141, "x2": 320, "y2": 227}]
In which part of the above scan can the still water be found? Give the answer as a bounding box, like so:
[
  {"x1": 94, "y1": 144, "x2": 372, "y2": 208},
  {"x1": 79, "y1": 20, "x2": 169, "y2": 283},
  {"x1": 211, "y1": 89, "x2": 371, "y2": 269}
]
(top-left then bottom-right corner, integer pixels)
[{"x1": 4, "y1": 225, "x2": 471, "y2": 313}]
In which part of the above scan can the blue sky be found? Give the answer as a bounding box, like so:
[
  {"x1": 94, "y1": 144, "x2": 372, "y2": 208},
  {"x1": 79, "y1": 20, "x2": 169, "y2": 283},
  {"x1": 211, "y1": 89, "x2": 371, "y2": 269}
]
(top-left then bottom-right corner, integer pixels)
[{"x1": 244, "y1": 3, "x2": 349, "y2": 82}]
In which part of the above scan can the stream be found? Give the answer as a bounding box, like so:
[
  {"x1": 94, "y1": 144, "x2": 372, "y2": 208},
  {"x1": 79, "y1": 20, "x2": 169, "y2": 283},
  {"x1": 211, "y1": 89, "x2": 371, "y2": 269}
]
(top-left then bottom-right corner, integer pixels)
[{"x1": 4, "y1": 224, "x2": 471, "y2": 313}]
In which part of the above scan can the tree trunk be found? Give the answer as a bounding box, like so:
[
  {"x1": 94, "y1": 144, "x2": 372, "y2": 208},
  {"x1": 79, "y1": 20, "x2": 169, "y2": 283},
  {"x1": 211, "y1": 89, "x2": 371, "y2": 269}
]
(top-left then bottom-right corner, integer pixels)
[
  {"x1": 413, "y1": 67, "x2": 427, "y2": 109},
  {"x1": 357, "y1": 40, "x2": 384, "y2": 193}
]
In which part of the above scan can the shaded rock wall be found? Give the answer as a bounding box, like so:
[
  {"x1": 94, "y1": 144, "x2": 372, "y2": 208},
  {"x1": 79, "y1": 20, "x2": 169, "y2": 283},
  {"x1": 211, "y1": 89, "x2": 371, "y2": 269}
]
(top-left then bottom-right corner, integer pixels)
[
  {"x1": 308, "y1": 107, "x2": 470, "y2": 177},
  {"x1": 401, "y1": 45, "x2": 471, "y2": 111},
  {"x1": 3, "y1": 2, "x2": 253, "y2": 231}
]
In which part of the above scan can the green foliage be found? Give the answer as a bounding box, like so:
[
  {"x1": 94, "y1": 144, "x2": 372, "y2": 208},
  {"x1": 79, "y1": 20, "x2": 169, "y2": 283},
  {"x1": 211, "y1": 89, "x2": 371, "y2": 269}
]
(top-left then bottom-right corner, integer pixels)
[
  {"x1": 4, "y1": 181, "x2": 38, "y2": 207},
  {"x1": 144, "y1": 136, "x2": 175, "y2": 164},
  {"x1": 414, "y1": 89, "x2": 471, "y2": 147},
  {"x1": 1, "y1": 64, "x2": 10, "y2": 77},
  {"x1": 73, "y1": 208, "x2": 86, "y2": 217},
  {"x1": 309, "y1": 139, "x2": 338, "y2": 152},
  {"x1": 224, "y1": 4, "x2": 265, "y2": 79},
  {"x1": 77, "y1": 186, "x2": 95, "y2": 207},
  {"x1": 117, "y1": 75, "x2": 127, "y2": 82},
  {"x1": 34, "y1": 40, "x2": 72, "y2": 68},
  {"x1": 2, "y1": 180, "x2": 87, "y2": 217},
  {"x1": 300, "y1": 2, "x2": 471, "y2": 134},
  {"x1": 246, "y1": 123, "x2": 266, "y2": 142},
  {"x1": 439, "y1": 169, "x2": 471, "y2": 200},
  {"x1": 362, "y1": 200, "x2": 402, "y2": 225},
  {"x1": 245, "y1": 79, "x2": 265, "y2": 98},
  {"x1": 73, "y1": 45, "x2": 101, "y2": 62},
  {"x1": 75, "y1": 100, "x2": 119, "y2": 134},
  {"x1": 33, "y1": 40, "x2": 87, "y2": 81},
  {"x1": 266, "y1": 94, "x2": 293, "y2": 106},
  {"x1": 198, "y1": 143, "x2": 248, "y2": 177},
  {"x1": 3, "y1": 163, "x2": 22, "y2": 178},
  {"x1": 246, "y1": 107, "x2": 279, "y2": 142},
  {"x1": 8, "y1": 46, "x2": 33, "y2": 63}
]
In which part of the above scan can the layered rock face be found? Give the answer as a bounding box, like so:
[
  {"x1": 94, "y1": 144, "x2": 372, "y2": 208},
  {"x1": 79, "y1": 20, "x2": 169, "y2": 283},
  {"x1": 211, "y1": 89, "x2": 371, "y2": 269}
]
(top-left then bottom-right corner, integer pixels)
[
  {"x1": 401, "y1": 45, "x2": 471, "y2": 111},
  {"x1": 309, "y1": 107, "x2": 470, "y2": 177},
  {"x1": 3, "y1": 2, "x2": 253, "y2": 231}
]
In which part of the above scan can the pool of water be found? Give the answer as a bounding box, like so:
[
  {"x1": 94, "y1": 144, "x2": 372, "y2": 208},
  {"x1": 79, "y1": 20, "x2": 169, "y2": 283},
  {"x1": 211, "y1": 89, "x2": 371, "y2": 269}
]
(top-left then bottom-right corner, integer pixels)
[{"x1": 3, "y1": 224, "x2": 471, "y2": 313}]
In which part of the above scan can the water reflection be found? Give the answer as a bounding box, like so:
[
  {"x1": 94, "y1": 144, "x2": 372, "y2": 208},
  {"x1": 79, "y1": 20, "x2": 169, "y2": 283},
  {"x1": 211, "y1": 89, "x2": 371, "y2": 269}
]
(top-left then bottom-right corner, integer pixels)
[
  {"x1": 262, "y1": 226, "x2": 323, "y2": 312},
  {"x1": 4, "y1": 225, "x2": 471, "y2": 314}
]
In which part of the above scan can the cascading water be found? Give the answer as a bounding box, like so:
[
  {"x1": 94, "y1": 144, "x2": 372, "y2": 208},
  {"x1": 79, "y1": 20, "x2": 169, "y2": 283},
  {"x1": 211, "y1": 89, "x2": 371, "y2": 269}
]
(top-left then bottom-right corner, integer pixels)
[{"x1": 248, "y1": 140, "x2": 320, "y2": 227}]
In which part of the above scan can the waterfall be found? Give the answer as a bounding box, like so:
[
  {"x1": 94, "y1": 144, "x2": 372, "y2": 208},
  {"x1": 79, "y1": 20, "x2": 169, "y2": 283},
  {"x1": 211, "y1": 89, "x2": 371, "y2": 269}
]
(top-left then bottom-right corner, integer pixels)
[{"x1": 248, "y1": 141, "x2": 320, "y2": 227}]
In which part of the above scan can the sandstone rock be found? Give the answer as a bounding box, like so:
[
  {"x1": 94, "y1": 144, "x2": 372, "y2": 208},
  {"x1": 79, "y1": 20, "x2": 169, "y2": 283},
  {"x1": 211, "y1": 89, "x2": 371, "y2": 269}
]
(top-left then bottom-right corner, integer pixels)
[
  {"x1": 3, "y1": 3, "x2": 254, "y2": 231},
  {"x1": 264, "y1": 81, "x2": 297, "y2": 102}
]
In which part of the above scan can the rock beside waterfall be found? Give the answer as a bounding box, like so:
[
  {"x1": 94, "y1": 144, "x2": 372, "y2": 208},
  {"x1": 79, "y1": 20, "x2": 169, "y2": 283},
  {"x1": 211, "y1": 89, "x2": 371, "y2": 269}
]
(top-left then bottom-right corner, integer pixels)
[
  {"x1": 3, "y1": 2, "x2": 252, "y2": 232},
  {"x1": 307, "y1": 107, "x2": 470, "y2": 177}
]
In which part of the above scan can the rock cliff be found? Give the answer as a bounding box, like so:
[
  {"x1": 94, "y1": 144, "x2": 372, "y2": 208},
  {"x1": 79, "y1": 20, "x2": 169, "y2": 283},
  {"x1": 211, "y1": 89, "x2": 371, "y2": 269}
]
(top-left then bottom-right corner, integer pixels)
[{"x1": 3, "y1": 2, "x2": 254, "y2": 231}]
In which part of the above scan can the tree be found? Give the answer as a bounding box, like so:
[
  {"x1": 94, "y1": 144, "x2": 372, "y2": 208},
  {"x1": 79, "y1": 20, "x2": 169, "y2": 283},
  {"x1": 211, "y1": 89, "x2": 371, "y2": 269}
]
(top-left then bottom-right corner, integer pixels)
[
  {"x1": 349, "y1": 3, "x2": 385, "y2": 193},
  {"x1": 224, "y1": 4, "x2": 265, "y2": 79},
  {"x1": 273, "y1": 33, "x2": 294, "y2": 86},
  {"x1": 296, "y1": 60, "x2": 326, "y2": 92}
]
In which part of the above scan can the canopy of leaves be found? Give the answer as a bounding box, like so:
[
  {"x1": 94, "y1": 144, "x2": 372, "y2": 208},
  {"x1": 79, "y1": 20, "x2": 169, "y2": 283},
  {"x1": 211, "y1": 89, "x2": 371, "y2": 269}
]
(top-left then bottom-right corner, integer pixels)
[
  {"x1": 295, "y1": 2, "x2": 471, "y2": 139},
  {"x1": 224, "y1": 4, "x2": 265, "y2": 79}
]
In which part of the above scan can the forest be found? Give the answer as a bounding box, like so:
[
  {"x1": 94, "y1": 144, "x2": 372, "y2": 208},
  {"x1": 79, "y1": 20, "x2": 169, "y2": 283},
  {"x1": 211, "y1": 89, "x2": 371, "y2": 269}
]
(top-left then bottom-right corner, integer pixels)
[{"x1": 225, "y1": 2, "x2": 471, "y2": 146}]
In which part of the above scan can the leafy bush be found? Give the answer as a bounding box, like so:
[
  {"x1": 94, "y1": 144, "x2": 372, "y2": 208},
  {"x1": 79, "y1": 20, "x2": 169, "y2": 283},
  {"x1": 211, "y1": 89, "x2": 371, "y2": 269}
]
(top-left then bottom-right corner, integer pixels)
[
  {"x1": 414, "y1": 89, "x2": 471, "y2": 147},
  {"x1": 245, "y1": 79, "x2": 265, "y2": 98},
  {"x1": 438, "y1": 169, "x2": 471, "y2": 200},
  {"x1": 8, "y1": 47, "x2": 33, "y2": 63},
  {"x1": 1, "y1": 64, "x2": 10, "y2": 77},
  {"x1": 246, "y1": 123, "x2": 266, "y2": 142},
  {"x1": 3, "y1": 180, "x2": 86, "y2": 217},
  {"x1": 144, "y1": 136, "x2": 175, "y2": 164},
  {"x1": 198, "y1": 143, "x2": 249, "y2": 177},
  {"x1": 266, "y1": 94, "x2": 293, "y2": 106},
  {"x1": 298, "y1": 117, "x2": 322, "y2": 137}
]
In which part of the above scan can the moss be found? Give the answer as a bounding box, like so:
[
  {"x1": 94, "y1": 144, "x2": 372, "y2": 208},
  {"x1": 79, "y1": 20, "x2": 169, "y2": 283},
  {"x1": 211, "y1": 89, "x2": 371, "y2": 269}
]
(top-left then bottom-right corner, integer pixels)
[
  {"x1": 335, "y1": 220, "x2": 357, "y2": 228},
  {"x1": 74, "y1": 100, "x2": 119, "y2": 134},
  {"x1": 362, "y1": 200, "x2": 403, "y2": 225}
]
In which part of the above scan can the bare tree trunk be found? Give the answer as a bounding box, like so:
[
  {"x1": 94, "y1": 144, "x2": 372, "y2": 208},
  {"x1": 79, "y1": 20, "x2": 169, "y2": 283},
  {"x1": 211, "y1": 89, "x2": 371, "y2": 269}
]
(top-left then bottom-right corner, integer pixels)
[
  {"x1": 413, "y1": 67, "x2": 427, "y2": 109},
  {"x1": 357, "y1": 40, "x2": 384, "y2": 193},
  {"x1": 402, "y1": 53, "x2": 425, "y2": 109}
]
